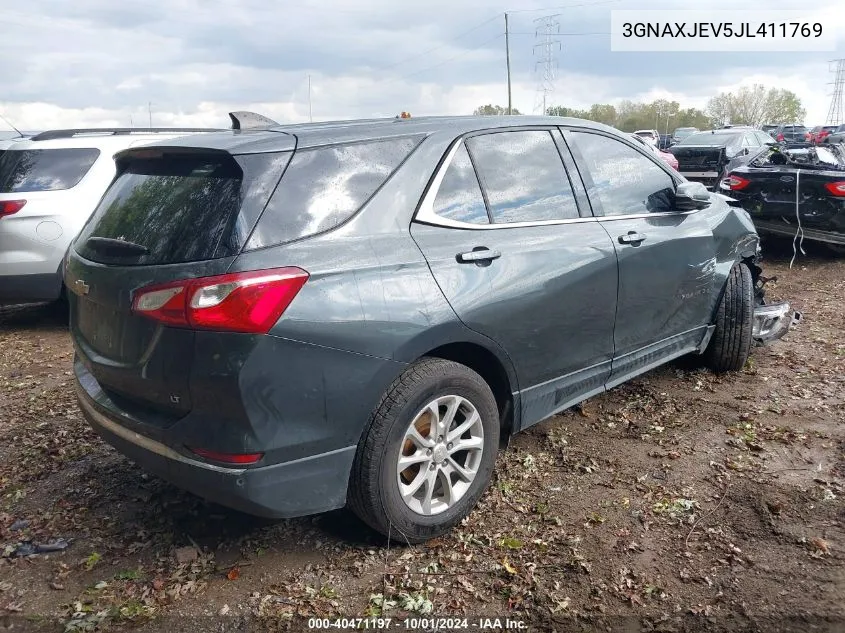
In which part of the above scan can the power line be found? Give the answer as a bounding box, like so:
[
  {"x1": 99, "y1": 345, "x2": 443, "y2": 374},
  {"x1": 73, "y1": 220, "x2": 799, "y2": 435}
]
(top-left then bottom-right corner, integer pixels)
[
  {"x1": 393, "y1": 33, "x2": 505, "y2": 82},
  {"x1": 376, "y1": 0, "x2": 617, "y2": 72},
  {"x1": 509, "y1": 31, "x2": 609, "y2": 35},
  {"x1": 506, "y1": 0, "x2": 621, "y2": 14},
  {"x1": 376, "y1": 14, "x2": 502, "y2": 72}
]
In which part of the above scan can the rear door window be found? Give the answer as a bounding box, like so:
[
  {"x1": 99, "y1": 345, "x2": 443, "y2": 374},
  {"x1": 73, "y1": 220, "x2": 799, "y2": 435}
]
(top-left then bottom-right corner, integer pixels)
[
  {"x1": 246, "y1": 136, "x2": 423, "y2": 249},
  {"x1": 431, "y1": 143, "x2": 489, "y2": 225},
  {"x1": 76, "y1": 151, "x2": 290, "y2": 265},
  {"x1": 0, "y1": 148, "x2": 99, "y2": 192},
  {"x1": 466, "y1": 130, "x2": 579, "y2": 223}
]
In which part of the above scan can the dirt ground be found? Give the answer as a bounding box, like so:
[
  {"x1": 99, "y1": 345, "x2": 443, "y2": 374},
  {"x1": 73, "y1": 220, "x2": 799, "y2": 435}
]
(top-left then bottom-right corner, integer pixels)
[{"x1": 0, "y1": 238, "x2": 842, "y2": 633}]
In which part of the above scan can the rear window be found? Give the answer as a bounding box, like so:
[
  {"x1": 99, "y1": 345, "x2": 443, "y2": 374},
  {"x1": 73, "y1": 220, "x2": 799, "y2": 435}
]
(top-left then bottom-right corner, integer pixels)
[
  {"x1": 0, "y1": 148, "x2": 99, "y2": 192},
  {"x1": 246, "y1": 136, "x2": 422, "y2": 250},
  {"x1": 76, "y1": 151, "x2": 291, "y2": 265},
  {"x1": 678, "y1": 132, "x2": 741, "y2": 146}
]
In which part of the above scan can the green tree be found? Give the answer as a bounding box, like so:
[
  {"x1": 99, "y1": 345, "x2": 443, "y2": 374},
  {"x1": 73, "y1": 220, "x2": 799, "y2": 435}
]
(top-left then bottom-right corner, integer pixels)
[
  {"x1": 473, "y1": 104, "x2": 521, "y2": 116},
  {"x1": 547, "y1": 99, "x2": 709, "y2": 134},
  {"x1": 706, "y1": 84, "x2": 806, "y2": 127},
  {"x1": 546, "y1": 106, "x2": 587, "y2": 118}
]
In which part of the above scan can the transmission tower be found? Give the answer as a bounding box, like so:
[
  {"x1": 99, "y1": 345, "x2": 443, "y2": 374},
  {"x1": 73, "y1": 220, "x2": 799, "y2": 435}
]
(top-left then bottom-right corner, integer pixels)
[
  {"x1": 826, "y1": 59, "x2": 845, "y2": 126},
  {"x1": 532, "y1": 15, "x2": 561, "y2": 115}
]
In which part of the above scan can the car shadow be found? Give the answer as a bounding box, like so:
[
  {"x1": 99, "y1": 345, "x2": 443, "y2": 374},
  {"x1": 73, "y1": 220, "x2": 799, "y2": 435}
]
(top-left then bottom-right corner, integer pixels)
[
  {"x1": 67, "y1": 453, "x2": 390, "y2": 558},
  {"x1": 0, "y1": 300, "x2": 69, "y2": 329}
]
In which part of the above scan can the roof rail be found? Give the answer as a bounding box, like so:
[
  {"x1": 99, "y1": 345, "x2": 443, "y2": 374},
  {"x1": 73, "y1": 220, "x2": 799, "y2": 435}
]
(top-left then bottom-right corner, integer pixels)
[
  {"x1": 29, "y1": 128, "x2": 219, "y2": 142},
  {"x1": 229, "y1": 111, "x2": 281, "y2": 130}
]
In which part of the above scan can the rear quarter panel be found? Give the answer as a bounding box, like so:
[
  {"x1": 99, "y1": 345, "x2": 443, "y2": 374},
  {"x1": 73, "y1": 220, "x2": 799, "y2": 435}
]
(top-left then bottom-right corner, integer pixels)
[{"x1": 228, "y1": 131, "x2": 520, "y2": 418}]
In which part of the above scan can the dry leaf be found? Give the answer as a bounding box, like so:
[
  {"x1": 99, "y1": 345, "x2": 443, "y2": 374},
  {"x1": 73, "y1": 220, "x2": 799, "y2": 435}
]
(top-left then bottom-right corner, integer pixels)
[
  {"x1": 502, "y1": 556, "x2": 517, "y2": 575},
  {"x1": 227, "y1": 567, "x2": 240, "y2": 581}
]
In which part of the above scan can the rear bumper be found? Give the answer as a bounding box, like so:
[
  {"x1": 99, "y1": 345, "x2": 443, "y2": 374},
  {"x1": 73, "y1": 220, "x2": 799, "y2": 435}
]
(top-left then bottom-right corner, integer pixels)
[
  {"x1": 0, "y1": 270, "x2": 63, "y2": 303},
  {"x1": 75, "y1": 375, "x2": 357, "y2": 518},
  {"x1": 753, "y1": 301, "x2": 801, "y2": 344},
  {"x1": 679, "y1": 170, "x2": 720, "y2": 189},
  {"x1": 752, "y1": 220, "x2": 845, "y2": 246}
]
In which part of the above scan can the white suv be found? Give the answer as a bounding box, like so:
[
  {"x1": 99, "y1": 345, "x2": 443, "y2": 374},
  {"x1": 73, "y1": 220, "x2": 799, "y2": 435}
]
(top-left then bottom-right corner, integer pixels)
[
  {"x1": 0, "y1": 127, "x2": 215, "y2": 305},
  {"x1": 633, "y1": 129, "x2": 660, "y2": 147}
]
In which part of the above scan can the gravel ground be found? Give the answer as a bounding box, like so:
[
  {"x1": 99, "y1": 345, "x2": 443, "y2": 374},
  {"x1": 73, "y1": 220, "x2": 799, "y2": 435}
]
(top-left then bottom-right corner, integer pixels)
[{"x1": 0, "y1": 238, "x2": 842, "y2": 633}]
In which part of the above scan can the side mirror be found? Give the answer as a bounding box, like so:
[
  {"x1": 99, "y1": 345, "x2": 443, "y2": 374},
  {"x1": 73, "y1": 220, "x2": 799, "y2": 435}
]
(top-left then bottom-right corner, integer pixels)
[{"x1": 674, "y1": 181, "x2": 711, "y2": 211}]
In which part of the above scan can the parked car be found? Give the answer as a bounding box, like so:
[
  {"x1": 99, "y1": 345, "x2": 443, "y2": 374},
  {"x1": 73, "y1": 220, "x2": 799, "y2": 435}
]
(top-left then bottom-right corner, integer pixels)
[
  {"x1": 820, "y1": 123, "x2": 845, "y2": 145},
  {"x1": 671, "y1": 127, "x2": 699, "y2": 144},
  {"x1": 772, "y1": 124, "x2": 809, "y2": 146},
  {"x1": 0, "y1": 134, "x2": 28, "y2": 164},
  {"x1": 630, "y1": 133, "x2": 678, "y2": 170},
  {"x1": 66, "y1": 114, "x2": 794, "y2": 542},
  {"x1": 805, "y1": 125, "x2": 838, "y2": 145},
  {"x1": 633, "y1": 129, "x2": 659, "y2": 146},
  {"x1": 0, "y1": 126, "x2": 217, "y2": 306},
  {"x1": 657, "y1": 134, "x2": 673, "y2": 150},
  {"x1": 760, "y1": 124, "x2": 779, "y2": 137},
  {"x1": 721, "y1": 143, "x2": 845, "y2": 251},
  {"x1": 667, "y1": 128, "x2": 775, "y2": 189}
]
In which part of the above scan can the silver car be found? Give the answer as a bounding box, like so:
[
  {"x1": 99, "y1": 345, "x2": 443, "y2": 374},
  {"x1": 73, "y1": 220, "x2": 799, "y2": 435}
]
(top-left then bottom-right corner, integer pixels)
[{"x1": 0, "y1": 128, "x2": 213, "y2": 305}]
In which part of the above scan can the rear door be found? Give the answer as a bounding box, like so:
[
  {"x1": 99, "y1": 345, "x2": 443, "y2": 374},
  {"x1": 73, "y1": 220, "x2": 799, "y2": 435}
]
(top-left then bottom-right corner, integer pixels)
[
  {"x1": 410, "y1": 128, "x2": 618, "y2": 428},
  {"x1": 564, "y1": 128, "x2": 716, "y2": 387},
  {"x1": 67, "y1": 147, "x2": 293, "y2": 428}
]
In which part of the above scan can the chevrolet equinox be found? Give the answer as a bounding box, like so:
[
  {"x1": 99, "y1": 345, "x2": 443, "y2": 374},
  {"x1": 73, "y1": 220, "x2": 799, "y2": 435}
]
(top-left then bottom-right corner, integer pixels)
[{"x1": 66, "y1": 115, "x2": 794, "y2": 542}]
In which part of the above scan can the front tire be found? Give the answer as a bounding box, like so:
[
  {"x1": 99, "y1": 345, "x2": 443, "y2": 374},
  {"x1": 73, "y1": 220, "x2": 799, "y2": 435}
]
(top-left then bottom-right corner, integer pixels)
[
  {"x1": 703, "y1": 263, "x2": 754, "y2": 373},
  {"x1": 347, "y1": 358, "x2": 499, "y2": 543}
]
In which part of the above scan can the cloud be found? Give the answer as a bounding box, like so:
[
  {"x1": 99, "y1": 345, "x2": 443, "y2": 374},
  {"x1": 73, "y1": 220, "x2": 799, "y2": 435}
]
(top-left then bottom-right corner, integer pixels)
[{"x1": 0, "y1": 0, "x2": 843, "y2": 131}]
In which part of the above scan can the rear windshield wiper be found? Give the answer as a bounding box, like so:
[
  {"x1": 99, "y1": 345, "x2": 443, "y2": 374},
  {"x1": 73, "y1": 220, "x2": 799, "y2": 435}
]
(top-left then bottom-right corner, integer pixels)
[{"x1": 85, "y1": 236, "x2": 149, "y2": 257}]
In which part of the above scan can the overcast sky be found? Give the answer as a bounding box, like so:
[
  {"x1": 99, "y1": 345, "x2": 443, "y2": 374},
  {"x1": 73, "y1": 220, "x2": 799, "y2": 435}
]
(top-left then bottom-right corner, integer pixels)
[{"x1": 1, "y1": 0, "x2": 844, "y2": 131}]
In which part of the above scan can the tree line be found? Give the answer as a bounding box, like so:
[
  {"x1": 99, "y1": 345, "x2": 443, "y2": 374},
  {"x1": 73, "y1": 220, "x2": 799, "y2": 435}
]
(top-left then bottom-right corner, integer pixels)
[{"x1": 473, "y1": 84, "x2": 807, "y2": 133}]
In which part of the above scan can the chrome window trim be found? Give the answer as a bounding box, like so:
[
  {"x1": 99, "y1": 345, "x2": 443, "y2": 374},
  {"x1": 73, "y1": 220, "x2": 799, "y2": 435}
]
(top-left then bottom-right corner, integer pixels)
[{"x1": 414, "y1": 133, "x2": 702, "y2": 231}]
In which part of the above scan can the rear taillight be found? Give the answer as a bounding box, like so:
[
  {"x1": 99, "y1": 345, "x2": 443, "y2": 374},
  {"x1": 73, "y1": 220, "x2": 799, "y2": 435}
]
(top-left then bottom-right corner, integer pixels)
[
  {"x1": 824, "y1": 181, "x2": 845, "y2": 197},
  {"x1": 188, "y1": 447, "x2": 264, "y2": 465},
  {"x1": 0, "y1": 200, "x2": 26, "y2": 217},
  {"x1": 132, "y1": 267, "x2": 309, "y2": 333},
  {"x1": 776, "y1": 134, "x2": 784, "y2": 141},
  {"x1": 723, "y1": 174, "x2": 751, "y2": 191}
]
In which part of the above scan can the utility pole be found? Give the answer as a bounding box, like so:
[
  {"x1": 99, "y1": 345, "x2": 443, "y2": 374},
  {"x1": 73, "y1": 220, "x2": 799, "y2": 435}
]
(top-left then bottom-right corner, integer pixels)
[
  {"x1": 505, "y1": 13, "x2": 512, "y2": 115},
  {"x1": 825, "y1": 59, "x2": 845, "y2": 126},
  {"x1": 308, "y1": 74, "x2": 313, "y2": 123}
]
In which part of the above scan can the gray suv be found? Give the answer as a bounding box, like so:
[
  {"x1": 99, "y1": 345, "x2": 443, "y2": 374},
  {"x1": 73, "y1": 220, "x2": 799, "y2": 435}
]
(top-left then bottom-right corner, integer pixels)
[{"x1": 66, "y1": 115, "x2": 793, "y2": 542}]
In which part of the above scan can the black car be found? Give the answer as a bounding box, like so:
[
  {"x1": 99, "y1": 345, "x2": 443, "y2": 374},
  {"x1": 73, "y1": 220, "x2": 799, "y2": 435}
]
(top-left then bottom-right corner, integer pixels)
[
  {"x1": 657, "y1": 134, "x2": 672, "y2": 150},
  {"x1": 772, "y1": 124, "x2": 809, "y2": 146},
  {"x1": 721, "y1": 143, "x2": 845, "y2": 250},
  {"x1": 668, "y1": 128, "x2": 774, "y2": 189},
  {"x1": 760, "y1": 124, "x2": 779, "y2": 137}
]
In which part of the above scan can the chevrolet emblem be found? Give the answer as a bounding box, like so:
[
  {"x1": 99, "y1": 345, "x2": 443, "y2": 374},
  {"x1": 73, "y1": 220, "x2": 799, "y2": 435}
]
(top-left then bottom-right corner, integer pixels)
[{"x1": 74, "y1": 279, "x2": 90, "y2": 295}]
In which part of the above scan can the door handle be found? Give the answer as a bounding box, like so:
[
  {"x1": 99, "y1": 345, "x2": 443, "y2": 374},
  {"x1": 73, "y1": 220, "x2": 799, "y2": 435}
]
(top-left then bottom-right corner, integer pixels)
[
  {"x1": 457, "y1": 248, "x2": 501, "y2": 264},
  {"x1": 618, "y1": 231, "x2": 646, "y2": 246}
]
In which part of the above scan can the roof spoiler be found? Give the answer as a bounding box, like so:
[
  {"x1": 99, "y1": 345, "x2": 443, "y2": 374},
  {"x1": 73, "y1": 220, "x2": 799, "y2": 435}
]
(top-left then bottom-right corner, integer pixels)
[{"x1": 229, "y1": 111, "x2": 281, "y2": 130}]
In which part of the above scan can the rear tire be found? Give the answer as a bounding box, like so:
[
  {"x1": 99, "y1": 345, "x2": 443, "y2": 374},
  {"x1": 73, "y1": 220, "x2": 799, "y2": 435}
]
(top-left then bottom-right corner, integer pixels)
[
  {"x1": 703, "y1": 263, "x2": 754, "y2": 373},
  {"x1": 347, "y1": 358, "x2": 499, "y2": 544}
]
